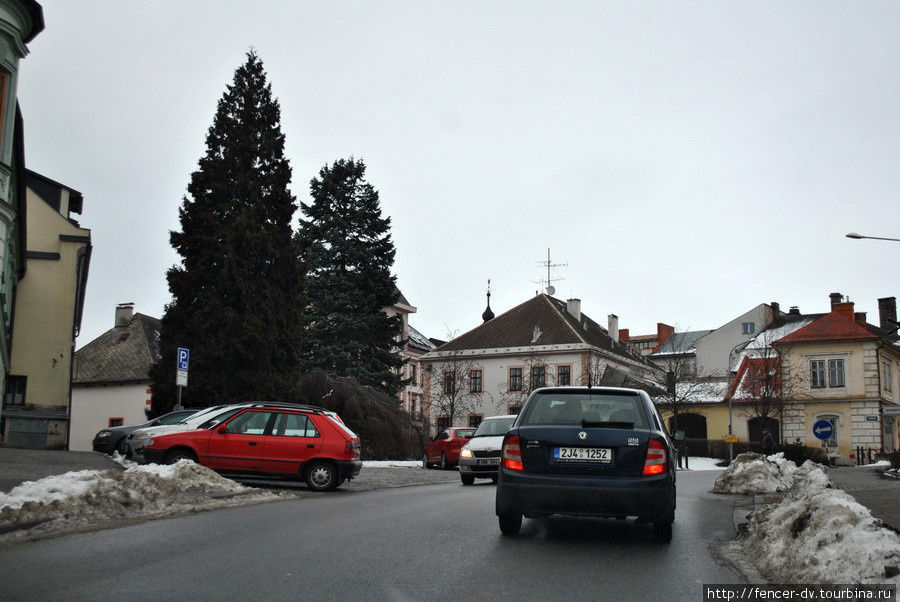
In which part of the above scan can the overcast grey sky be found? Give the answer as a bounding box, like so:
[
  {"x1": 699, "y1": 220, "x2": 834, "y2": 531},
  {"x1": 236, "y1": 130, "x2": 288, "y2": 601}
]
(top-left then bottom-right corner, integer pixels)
[{"x1": 18, "y1": 1, "x2": 900, "y2": 346}]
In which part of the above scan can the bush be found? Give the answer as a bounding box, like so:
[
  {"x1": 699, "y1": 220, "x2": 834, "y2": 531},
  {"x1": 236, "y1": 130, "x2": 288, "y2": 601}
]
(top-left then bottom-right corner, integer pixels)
[
  {"x1": 292, "y1": 369, "x2": 428, "y2": 460},
  {"x1": 682, "y1": 438, "x2": 826, "y2": 466}
]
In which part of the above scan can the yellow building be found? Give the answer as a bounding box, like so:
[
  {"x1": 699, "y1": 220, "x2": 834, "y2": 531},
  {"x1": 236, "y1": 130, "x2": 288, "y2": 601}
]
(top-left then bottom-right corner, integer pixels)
[{"x1": 2, "y1": 170, "x2": 90, "y2": 448}]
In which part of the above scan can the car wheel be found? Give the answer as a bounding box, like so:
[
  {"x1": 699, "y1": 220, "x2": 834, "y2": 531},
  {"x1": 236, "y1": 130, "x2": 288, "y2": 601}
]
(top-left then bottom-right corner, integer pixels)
[
  {"x1": 440, "y1": 452, "x2": 447, "y2": 470},
  {"x1": 115, "y1": 437, "x2": 129, "y2": 456},
  {"x1": 498, "y1": 512, "x2": 522, "y2": 536},
  {"x1": 423, "y1": 453, "x2": 432, "y2": 469},
  {"x1": 461, "y1": 474, "x2": 475, "y2": 485},
  {"x1": 652, "y1": 520, "x2": 673, "y2": 543},
  {"x1": 305, "y1": 461, "x2": 337, "y2": 492},
  {"x1": 164, "y1": 449, "x2": 196, "y2": 465}
]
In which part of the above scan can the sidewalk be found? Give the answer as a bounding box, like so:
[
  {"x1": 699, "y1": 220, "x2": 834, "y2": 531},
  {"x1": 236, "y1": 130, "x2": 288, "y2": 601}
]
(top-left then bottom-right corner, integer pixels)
[
  {"x1": 828, "y1": 465, "x2": 900, "y2": 531},
  {"x1": 0, "y1": 448, "x2": 120, "y2": 493}
]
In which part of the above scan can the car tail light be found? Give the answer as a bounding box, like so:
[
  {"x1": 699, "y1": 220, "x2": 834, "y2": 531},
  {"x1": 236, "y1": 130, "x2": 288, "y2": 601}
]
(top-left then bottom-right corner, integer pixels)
[
  {"x1": 346, "y1": 439, "x2": 361, "y2": 460},
  {"x1": 643, "y1": 438, "x2": 667, "y2": 476},
  {"x1": 502, "y1": 434, "x2": 523, "y2": 471}
]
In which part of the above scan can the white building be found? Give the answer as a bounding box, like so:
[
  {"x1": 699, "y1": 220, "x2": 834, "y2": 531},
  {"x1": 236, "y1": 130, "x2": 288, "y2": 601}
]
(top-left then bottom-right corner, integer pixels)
[
  {"x1": 69, "y1": 304, "x2": 158, "y2": 451},
  {"x1": 420, "y1": 294, "x2": 664, "y2": 433}
]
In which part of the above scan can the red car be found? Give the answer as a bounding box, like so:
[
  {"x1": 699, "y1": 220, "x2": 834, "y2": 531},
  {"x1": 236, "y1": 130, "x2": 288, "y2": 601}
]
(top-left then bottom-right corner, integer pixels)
[
  {"x1": 141, "y1": 403, "x2": 361, "y2": 491},
  {"x1": 423, "y1": 426, "x2": 475, "y2": 469}
]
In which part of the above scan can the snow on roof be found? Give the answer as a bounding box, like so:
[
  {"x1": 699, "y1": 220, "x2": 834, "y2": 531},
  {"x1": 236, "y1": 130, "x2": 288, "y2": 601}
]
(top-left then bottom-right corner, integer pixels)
[
  {"x1": 729, "y1": 316, "x2": 817, "y2": 371},
  {"x1": 653, "y1": 379, "x2": 729, "y2": 405},
  {"x1": 407, "y1": 324, "x2": 435, "y2": 352}
]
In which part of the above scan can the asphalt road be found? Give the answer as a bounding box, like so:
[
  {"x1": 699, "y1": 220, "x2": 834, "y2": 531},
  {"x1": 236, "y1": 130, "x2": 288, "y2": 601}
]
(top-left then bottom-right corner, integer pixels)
[{"x1": 0, "y1": 470, "x2": 743, "y2": 601}]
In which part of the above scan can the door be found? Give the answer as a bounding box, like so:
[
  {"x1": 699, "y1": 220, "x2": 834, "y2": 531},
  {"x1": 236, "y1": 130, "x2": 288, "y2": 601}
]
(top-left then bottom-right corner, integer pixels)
[
  {"x1": 260, "y1": 412, "x2": 321, "y2": 475},
  {"x1": 205, "y1": 410, "x2": 274, "y2": 471},
  {"x1": 428, "y1": 430, "x2": 450, "y2": 462}
]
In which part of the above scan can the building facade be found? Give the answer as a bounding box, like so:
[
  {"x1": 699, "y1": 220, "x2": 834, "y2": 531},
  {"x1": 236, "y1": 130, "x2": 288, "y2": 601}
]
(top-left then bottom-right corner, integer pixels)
[
  {"x1": 2, "y1": 170, "x2": 90, "y2": 448},
  {"x1": 421, "y1": 294, "x2": 664, "y2": 434},
  {"x1": 0, "y1": 0, "x2": 42, "y2": 412}
]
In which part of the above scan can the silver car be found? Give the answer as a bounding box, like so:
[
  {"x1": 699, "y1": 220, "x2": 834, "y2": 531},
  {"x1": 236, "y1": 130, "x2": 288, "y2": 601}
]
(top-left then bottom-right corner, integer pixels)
[
  {"x1": 458, "y1": 415, "x2": 517, "y2": 485},
  {"x1": 126, "y1": 404, "x2": 248, "y2": 462}
]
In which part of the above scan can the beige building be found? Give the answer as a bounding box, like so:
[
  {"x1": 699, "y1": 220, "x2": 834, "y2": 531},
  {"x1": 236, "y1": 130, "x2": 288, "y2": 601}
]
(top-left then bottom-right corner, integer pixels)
[
  {"x1": 2, "y1": 170, "x2": 90, "y2": 448},
  {"x1": 384, "y1": 287, "x2": 435, "y2": 419}
]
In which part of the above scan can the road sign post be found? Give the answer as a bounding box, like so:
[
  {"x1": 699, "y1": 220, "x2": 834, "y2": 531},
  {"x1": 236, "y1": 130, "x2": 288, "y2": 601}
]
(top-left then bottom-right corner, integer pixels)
[
  {"x1": 812, "y1": 419, "x2": 834, "y2": 464},
  {"x1": 175, "y1": 347, "x2": 190, "y2": 410}
]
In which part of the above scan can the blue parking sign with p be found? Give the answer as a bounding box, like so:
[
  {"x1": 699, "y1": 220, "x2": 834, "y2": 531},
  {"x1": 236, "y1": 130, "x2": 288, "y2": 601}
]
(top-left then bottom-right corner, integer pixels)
[{"x1": 177, "y1": 348, "x2": 190, "y2": 371}]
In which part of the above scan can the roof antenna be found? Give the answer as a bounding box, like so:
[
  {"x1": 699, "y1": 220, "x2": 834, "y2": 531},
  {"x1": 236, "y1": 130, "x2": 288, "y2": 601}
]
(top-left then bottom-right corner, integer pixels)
[{"x1": 532, "y1": 247, "x2": 567, "y2": 296}]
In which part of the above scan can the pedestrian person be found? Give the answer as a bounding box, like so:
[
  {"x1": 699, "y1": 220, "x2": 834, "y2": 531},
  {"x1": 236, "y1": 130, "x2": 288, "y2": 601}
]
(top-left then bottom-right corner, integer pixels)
[{"x1": 761, "y1": 428, "x2": 775, "y2": 455}]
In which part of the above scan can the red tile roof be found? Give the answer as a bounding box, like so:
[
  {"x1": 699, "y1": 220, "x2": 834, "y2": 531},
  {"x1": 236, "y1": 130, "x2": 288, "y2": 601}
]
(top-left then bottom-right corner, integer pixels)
[
  {"x1": 725, "y1": 356, "x2": 778, "y2": 401},
  {"x1": 774, "y1": 303, "x2": 878, "y2": 344}
]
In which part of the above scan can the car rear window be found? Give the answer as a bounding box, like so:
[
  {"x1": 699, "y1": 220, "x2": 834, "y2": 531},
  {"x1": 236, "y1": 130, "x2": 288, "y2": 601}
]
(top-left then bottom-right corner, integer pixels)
[
  {"x1": 456, "y1": 429, "x2": 475, "y2": 438},
  {"x1": 518, "y1": 392, "x2": 649, "y2": 429}
]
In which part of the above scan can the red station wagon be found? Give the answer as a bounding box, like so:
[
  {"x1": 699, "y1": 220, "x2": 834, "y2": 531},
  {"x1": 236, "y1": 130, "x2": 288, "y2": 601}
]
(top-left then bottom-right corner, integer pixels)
[
  {"x1": 423, "y1": 427, "x2": 475, "y2": 469},
  {"x1": 141, "y1": 403, "x2": 361, "y2": 491}
]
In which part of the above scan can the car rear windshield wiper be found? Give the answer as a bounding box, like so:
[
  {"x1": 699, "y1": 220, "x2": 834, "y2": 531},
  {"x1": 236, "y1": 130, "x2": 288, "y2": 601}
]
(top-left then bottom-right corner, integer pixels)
[{"x1": 581, "y1": 420, "x2": 634, "y2": 429}]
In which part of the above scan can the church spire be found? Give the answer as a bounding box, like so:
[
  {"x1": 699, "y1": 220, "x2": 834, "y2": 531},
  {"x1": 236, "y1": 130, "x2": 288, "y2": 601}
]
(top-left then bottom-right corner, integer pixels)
[{"x1": 481, "y1": 279, "x2": 495, "y2": 322}]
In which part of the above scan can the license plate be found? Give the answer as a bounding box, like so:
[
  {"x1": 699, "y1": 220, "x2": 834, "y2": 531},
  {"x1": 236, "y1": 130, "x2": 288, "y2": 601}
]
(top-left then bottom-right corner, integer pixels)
[
  {"x1": 477, "y1": 458, "x2": 499, "y2": 466},
  {"x1": 554, "y1": 447, "x2": 612, "y2": 462}
]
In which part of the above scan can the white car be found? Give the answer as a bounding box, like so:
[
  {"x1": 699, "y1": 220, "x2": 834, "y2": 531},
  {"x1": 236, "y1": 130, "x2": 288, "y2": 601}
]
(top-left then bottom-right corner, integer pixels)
[
  {"x1": 458, "y1": 415, "x2": 517, "y2": 485},
  {"x1": 126, "y1": 404, "x2": 248, "y2": 461}
]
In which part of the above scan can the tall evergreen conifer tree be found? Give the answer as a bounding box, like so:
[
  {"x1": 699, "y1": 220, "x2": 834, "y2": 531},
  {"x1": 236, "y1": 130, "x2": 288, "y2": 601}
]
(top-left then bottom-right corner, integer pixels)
[
  {"x1": 298, "y1": 158, "x2": 405, "y2": 396},
  {"x1": 150, "y1": 51, "x2": 305, "y2": 413}
]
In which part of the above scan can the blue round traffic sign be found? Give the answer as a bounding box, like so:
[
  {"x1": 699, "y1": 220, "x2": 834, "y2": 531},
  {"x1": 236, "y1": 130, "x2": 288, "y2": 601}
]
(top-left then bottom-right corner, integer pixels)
[{"x1": 812, "y1": 419, "x2": 834, "y2": 441}]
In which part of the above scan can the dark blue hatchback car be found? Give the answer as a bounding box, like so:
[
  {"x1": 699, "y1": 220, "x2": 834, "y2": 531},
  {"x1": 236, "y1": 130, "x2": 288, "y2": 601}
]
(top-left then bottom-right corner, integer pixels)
[{"x1": 495, "y1": 386, "x2": 676, "y2": 541}]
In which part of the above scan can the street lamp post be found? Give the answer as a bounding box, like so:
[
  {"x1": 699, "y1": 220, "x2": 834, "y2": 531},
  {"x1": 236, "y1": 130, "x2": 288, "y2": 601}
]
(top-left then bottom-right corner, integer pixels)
[{"x1": 846, "y1": 232, "x2": 900, "y2": 242}]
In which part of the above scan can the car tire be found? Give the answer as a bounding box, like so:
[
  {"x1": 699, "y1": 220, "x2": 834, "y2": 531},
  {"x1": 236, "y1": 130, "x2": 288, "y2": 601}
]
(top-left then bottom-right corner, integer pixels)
[
  {"x1": 652, "y1": 520, "x2": 673, "y2": 543},
  {"x1": 440, "y1": 452, "x2": 447, "y2": 470},
  {"x1": 305, "y1": 461, "x2": 338, "y2": 492},
  {"x1": 498, "y1": 512, "x2": 522, "y2": 536},
  {"x1": 461, "y1": 474, "x2": 475, "y2": 486},
  {"x1": 115, "y1": 437, "x2": 129, "y2": 456},
  {"x1": 164, "y1": 449, "x2": 196, "y2": 465},
  {"x1": 423, "y1": 453, "x2": 432, "y2": 469}
]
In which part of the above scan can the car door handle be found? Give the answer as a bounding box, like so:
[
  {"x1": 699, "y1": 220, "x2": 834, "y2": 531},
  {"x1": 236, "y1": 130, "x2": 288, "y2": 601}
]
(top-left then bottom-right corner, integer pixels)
[
  {"x1": 307, "y1": 444, "x2": 315, "y2": 448},
  {"x1": 248, "y1": 441, "x2": 258, "y2": 446}
]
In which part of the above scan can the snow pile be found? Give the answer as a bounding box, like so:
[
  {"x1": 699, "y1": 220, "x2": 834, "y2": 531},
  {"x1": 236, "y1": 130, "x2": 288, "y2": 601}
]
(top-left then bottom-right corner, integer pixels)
[
  {"x1": 733, "y1": 472, "x2": 900, "y2": 584},
  {"x1": 681, "y1": 457, "x2": 727, "y2": 471},
  {"x1": 0, "y1": 460, "x2": 272, "y2": 540},
  {"x1": 713, "y1": 452, "x2": 825, "y2": 494}
]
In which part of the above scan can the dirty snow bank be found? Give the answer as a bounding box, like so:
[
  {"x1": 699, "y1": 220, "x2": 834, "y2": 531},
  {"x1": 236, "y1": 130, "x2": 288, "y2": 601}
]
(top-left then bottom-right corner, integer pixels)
[
  {"x1": 713, "y1": 452, "x2": 827, "y2": 494},
  {"x1": 362, "y1": 460, "x2": 421, "y2": 468},
  {"x1": 721, "y1": 453, "x2": 900, "y2": 584},
  {"x1": 0, "y1": 460, "x2": 283, "y2": 542}
]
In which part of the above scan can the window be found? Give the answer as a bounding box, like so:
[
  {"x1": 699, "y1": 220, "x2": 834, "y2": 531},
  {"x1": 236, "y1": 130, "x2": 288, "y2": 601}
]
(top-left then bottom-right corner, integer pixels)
[
  {"x1": 828, "y1": 359, "x2": 845, "y2": 387},
  {"x1": 468, "y1": 414, "x2": 483, "y2": 428},
  {"x1": 436, "y1": 417, "x2": 451, "y2": 432},
  {"x1": 557, "y1": 365, "x2": 571, "y2": 386},
  {"x1": 4, "y1": 375, "x2": 25, "y2": 406},
  {"x1": 819, "y1": 415, "x2": 838, "y2": 448},
  {"x1": 531, "y1": 366, "x2": 546, "y2": 389},
  {"x1": 508, "y1": 405, "x2": 522, "y2": 415},
  {"x1": 442, "y1": 371, "x2": 456, "y2": 395},
  {"x1": 273, "y1": 413, "x2": 318, "y2": 437},
  {"x1": 742, "y1": 322, "x2": 755, "y2": 335},
  {"x1": 410, "y1": 364, "x2": 417, "y2": 385},
  {"x1": 519, "y1": 391, "x2": 649, "y2": 429},
  {"x1": 108, "y1": 417, "x2": 124, "y2": 427},
  {"x1": 509, "y1": 368, "x2": 523, "y2": 392},
  {"x1": 469, "y1": 369, "x2": 482, "y2": 393},
  {"x1": 883, "y1": 361, "x2": 893, "y2": 393},
  {"x1": 810, "y1": 360, "x2": 826, "y2": 388},
  {"x1": 225, "y1": 411, "x2": 272, "y2": 435}
]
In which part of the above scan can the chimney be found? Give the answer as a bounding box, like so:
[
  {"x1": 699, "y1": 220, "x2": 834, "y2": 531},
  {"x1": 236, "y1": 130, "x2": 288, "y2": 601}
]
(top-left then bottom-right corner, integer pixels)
[
  {"x1": 608, "y1": 314, "x2": 619, "y2": 342},
  {"x1": 789, "y1": 306, "x2": 800, "y2": 315},
  {"x1": 566, "y1": 298, "x2": 581, "y2": 322},
  {"x1": 829, "y1": 292, "x2": 843, "y2": 308},
  {"x1": 833, "y1": 301, "x2": 854, "y2": 319},
  {"x1": 115, "y1": 303, "x2": 134, "y2": 327},
  {"x1": 878, "y1": 297, "x2": 897, "y2": 331},
  {"x1": 854, "y1": 312, "x2": 867, "y2": 325},
  {"x1": 656, "y1": 323, "x2": 674, "y2": 347},
  {"x1": 770, "y1": 302, "x2": 780, "y2": 315},
  {"x1": 619, "y1": 328, "x2": 630, "y2": 341}
]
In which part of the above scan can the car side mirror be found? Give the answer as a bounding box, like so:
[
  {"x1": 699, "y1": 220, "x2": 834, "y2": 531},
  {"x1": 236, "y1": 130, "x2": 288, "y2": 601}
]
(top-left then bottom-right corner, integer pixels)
[{"x1": 217, "y1": 426, "x2": 228, "y2": 434}]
